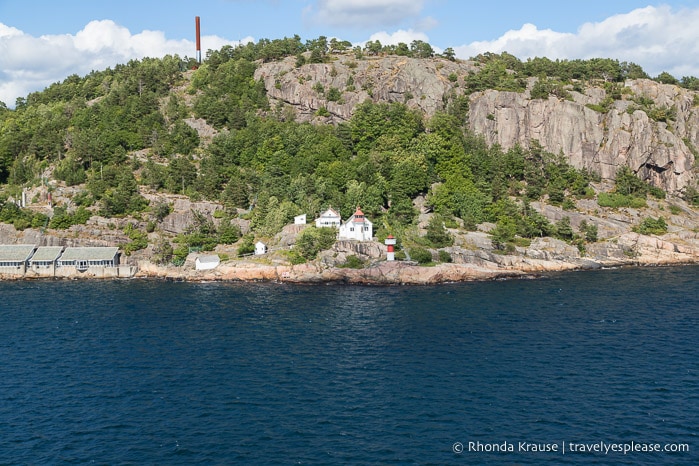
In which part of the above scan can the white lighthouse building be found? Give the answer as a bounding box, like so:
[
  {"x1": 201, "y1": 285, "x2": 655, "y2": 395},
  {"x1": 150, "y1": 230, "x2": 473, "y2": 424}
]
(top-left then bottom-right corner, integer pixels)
[{"x1": 339, "y1": 207, "x2": 373, "y2": 241}]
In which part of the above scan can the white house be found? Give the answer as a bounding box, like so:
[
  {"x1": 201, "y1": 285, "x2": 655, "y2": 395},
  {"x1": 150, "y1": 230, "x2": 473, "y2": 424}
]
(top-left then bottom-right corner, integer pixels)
[
  {"x1": 294, "y1": 214, "x2": 307, "y2": 225},
  {"x1": 195, "y1": 254, "x2": 220, "y2": 270},
  {"x1": 315, "y1": 208, "x2": 341, "y2": 228},
  {"x1": 339, "y1": 207, "x2": 373, "y2": 241},
  {"x1": 255, "y1": 241, "x2": 267, "y2": 255}
]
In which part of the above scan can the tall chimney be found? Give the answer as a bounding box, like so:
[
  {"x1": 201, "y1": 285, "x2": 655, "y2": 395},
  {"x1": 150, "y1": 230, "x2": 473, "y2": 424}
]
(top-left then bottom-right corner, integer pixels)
[{"x1": 195, "y1": 16, "x2": 201, "y2": 63}]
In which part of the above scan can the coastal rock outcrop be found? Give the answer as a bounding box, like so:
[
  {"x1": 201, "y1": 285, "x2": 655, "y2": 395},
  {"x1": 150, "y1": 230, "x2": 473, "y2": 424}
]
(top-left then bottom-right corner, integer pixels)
[
  {"x1": 468, "y1": 80, "x2": 697, "y2": 193},
  {"x1": 255, "y1": 55, "x2": 477, "y2": 124},
  {"x1": 256, "y1": 54, "x2": 697, "y2": 192}
]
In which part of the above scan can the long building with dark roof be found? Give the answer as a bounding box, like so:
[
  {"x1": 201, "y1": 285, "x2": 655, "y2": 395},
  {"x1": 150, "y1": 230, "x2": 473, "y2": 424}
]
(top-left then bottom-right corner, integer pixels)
[
  {"x1": 0, "y1": 245, "x2": 36, "y2": 273},
  {"x1": 57, "y1": 247, "x2": 120, "y2": 271}
]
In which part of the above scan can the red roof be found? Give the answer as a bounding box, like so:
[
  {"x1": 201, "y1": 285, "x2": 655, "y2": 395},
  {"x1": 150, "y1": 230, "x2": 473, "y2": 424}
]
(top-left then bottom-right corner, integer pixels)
[{"x1": 352, "y1": 207, "x2": 365, "y2": 222}]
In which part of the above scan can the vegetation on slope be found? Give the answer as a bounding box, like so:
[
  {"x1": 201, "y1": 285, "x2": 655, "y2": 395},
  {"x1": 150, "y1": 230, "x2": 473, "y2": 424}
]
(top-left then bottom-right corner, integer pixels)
[{"x1": 0, "y1": 36, "x2": 697, "y2": 265}]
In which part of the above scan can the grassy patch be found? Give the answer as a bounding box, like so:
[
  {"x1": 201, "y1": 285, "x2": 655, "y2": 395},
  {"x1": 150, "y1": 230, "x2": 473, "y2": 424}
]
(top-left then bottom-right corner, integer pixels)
[{"x1": 597, "y1": 192, "x2": 647, "y2": 209}]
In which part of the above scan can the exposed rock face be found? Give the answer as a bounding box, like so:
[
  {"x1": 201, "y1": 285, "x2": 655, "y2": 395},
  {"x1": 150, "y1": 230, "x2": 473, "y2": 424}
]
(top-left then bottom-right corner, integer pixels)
[
  {"x1": 255, "y1": 54, "x2": 477, "y2": 124},
  {"x1": 256, "y1": 54, "x2": 697, "y2": 192},
  {"x1": 318, "y1": 239, "x2": 386, "y2": 266},
  {"x1": 468, "y1": 80, "x2": 697, "y2": 193}
]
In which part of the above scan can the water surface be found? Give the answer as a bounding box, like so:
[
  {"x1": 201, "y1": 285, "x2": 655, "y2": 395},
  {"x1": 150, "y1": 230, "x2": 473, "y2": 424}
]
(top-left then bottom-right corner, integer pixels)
[{"x1": 0, "y1": 266, "x2": 697, "y2": 464}]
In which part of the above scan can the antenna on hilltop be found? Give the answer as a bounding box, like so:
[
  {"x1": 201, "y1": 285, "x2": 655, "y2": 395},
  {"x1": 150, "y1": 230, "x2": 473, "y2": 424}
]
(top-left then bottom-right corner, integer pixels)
[{"x1": 195, "y1": 16, "x2": 201, "y2": 64}]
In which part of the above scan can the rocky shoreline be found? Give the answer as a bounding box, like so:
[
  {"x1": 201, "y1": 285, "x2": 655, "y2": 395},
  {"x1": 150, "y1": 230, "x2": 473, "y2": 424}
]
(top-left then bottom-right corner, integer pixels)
[
  {"x1": 132, "y1": 231, "x2": 698, "y2": 284},
  {"x1": 2, "y1": 223, "x2": 698, "y2": 284},
  {"x1": 3, "y1": 188, "x2": 698, "y2": 284},
  {"x1": 3, "y1": 251, "x2": 697, "y2": 284}
]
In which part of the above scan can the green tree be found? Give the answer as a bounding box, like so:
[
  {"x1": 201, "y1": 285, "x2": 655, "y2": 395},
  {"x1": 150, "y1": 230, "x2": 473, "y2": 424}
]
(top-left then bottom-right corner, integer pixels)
[
  {"x1": 217, "y1": 217, "x2": 242, "y2": 244},
  {"x1": 655, "y1": 71, "x2": 678, "y2": 85},
  {"x1": 614, "y1": 166, "x2": 648, "y2": 196},
  {"x1": 490, "y1": 217, "x2": 517, "y2": 250},
  {"x1": 152, "y1": 237, "x2": 174, "y2": 264},
  {"x1": 554, "y1": 216, "x2": 574, "y2": 241},
  {"x1": 409, "y1": 246, "x2": 433, "y2": 264},
  {"x1": 237, "y1": 234, "x2": 256, "y2": 257},
  {"x1": 296, "y1": 226, "x2": 337, "y2": 260},
  {"x1": 410, "y1": 40, "x2": 434, "y2": 58},
  {"x1": 634, "y1": 216, "x2": 668, "y2": 235},
  {"x1": 579, "y1": 220, "x2": 598, "y2": 242},
  {"x1": 425, "y1": 214, "x2": 453, "y2": 247}
]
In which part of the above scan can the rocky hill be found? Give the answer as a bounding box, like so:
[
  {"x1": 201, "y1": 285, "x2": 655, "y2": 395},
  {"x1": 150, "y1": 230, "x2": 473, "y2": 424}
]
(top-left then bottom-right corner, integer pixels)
[
  {"x1": 256, "y1": 54, "x2": 697, "y2": 194},
  {"x1": 1, "y1": 49, "x2": 699, "y2": 282}
]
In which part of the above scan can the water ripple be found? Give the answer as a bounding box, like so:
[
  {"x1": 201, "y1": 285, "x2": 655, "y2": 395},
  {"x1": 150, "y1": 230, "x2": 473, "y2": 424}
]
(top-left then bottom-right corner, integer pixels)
[{"x1": 0, "y1": 267, "x2": 697, "y2": 464}]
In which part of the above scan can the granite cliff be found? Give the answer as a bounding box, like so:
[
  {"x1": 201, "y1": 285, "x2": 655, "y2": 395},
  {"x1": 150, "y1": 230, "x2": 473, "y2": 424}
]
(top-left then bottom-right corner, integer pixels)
[{"x1": 256, "y1": 55, "x2": 697, "y2": 193}]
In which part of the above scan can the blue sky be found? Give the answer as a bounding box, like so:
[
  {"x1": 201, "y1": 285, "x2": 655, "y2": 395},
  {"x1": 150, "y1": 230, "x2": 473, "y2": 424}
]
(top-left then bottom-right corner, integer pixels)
[{"x1": 2, "y1": 0, "x2": 699, "y2": 106}]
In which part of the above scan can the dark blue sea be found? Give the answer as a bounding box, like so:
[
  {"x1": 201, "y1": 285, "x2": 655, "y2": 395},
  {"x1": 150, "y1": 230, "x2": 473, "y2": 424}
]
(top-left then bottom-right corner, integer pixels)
[{"x1": 0, "y1": 266, "x2": 697, "y2": 465}]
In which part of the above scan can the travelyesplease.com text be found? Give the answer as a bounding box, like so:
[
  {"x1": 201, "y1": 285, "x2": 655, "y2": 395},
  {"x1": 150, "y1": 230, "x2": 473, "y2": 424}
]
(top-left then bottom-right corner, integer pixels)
[{"x1": 453, "y1": 440, "x2": 689, "y2": 455}]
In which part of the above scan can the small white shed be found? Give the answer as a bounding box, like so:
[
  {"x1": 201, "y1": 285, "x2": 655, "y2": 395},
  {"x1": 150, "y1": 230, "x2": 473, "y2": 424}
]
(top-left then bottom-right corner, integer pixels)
[
  {"x1": 255, "y1": 241, "x2": 267, "y2": 255},
  {"x1": 294, "y1": 214, "x2": 307, "y2": 225},
  {"x1": 195, "y1": 254, "x2": 220, "y2": 270}
]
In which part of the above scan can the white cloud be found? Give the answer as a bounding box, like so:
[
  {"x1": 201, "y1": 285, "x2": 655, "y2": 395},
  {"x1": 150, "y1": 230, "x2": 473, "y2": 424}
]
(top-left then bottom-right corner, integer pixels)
[
  {"x1": 0, "y1": 20, "x2": 248, "y2": 107},
  {"x1": 366, "y1": 29, "x2": 431, "y2": 46},
  {"x1": 453, "y1": 5, "x2": 699, "y2": 78},
  {"x1": 308, "y1": 0, "x2": 426, "y2": 28}
]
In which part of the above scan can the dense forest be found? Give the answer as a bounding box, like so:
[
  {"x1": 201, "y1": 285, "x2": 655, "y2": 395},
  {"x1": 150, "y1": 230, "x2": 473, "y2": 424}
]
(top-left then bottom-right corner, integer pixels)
[{"x1": 1, "y1": 36, "x2": 697, "y2": 264}]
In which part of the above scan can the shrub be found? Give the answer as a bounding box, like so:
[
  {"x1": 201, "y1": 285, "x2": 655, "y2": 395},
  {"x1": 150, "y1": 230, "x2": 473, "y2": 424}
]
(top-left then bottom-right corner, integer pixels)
[
  {"x1": 237, "y1": 234, "x2": 255, "y2": 257},
  {"x1": 152, "y1": 238, "x2": 173, "y2": 265},
  {"x1": 649, "y1": 185, "x2": 666, "y2": 199},
  {"x1": 48, "y1": 206, "x2": 92, "y2": 230},
  {"x1": 561, "y1": 197, "x2": 577, "y2": 211},
  {"x1": 341, "y1": 255, "x2": 365, "y2": 268},
  {"x1": 490, "y1": 217, "x2": 516, "y2": 250},
  {"x1": 123, "y1": 224, "x2": 149, "y2": 256},
  {"x1": 682, "y1": 185, "x2": 699, "y2": 206},
  {"x1": 438, "y1": 250, "x2": 452, "y2": 263},
  {"x1": 597, "y1": 192, "x2": 647, "y2": 209},
  {"x1": 530, "y1": 79, "x2": 550, "y2": 100},
  {"x1": 579, "y1": 220, "x2": 598, "y2": 242},
  {"x1": 554, "y1": 216, "x2": 574, "y2": 241},
  {"x1": 409, "y1": 246, "x2": 433, "y2": 265},
  {"x1": 285, "y1": 250, "x2": 306, "y2": 264},
  {"x1": 615, "y1": 166, "x2": 648, "y2": 196},
  {"x1": 326, "y1": 87, "x2": 341, "y2": 102},
  {"x1": 426, "y1": 215, "x2": 454, "y2": 247},
  {"x1": 634, "y1": 217, "x2": 668, "y2": 235},
  {"x1": 511, "y1": 237, "x2": 531, "y2": 247},
  {"x1": 296, "y1": 227, "x2": 336, "y2": 260}
]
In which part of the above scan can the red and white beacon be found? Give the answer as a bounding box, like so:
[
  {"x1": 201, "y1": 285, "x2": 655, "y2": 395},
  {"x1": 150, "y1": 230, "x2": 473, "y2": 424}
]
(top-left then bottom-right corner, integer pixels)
[{"x1": 385, "y1": 235, "x2": 396, "y2": 261}]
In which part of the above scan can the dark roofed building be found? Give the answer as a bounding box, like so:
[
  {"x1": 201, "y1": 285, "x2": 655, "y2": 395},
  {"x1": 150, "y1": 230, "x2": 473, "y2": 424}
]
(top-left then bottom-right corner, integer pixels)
[
  {"x1": 0, "y1": 244, "x2": 36, "y2": 272},
  {"x1": 57, "y1": 247, "x2": 119, "y2": 271},
  {"x1": 29, "y1": 246, "x2": 64, "y2": 269}
]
